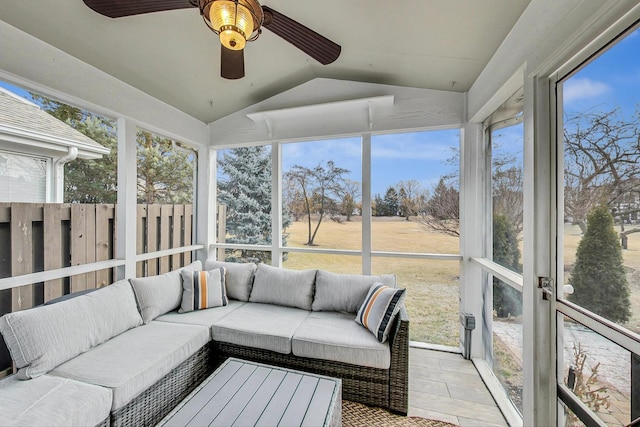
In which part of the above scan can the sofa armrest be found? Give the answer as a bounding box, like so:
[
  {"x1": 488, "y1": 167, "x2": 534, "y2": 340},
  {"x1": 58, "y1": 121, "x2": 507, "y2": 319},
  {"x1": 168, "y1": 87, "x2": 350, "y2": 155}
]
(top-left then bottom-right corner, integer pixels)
[{"x1": 388, "y1": 304, "x2": 409, "y2": 414}]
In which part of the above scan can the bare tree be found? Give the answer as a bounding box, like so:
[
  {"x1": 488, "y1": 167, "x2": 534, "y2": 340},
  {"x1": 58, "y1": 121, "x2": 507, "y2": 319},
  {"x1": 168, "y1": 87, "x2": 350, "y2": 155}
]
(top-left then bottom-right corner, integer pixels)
[
  {"x1": 419, "y1": 177, "x2": 460, "y2": 236},
  {"x1": 493, "y1": 165, "x2": 523, "y2": 238},
  {"x1": 397, "y1": 180, "x2": 428, "y2": 220},
  {"x1": 564, "y1": 108, "x2": 640, "y2": 245},
  {"x1": 285, "y1": 161, "x2": 349, "y2": 246},
  {"x1": 336, "y1": 178, "x2": 361, "y2": 221}
]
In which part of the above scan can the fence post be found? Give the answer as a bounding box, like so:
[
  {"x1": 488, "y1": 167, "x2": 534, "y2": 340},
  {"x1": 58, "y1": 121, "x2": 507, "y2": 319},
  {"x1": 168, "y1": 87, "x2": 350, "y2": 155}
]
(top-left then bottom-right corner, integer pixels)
[
  {"x1": 43, "y1": 204, "x2": 64, "y2": 302},
  {"x1": 10, "y1": 203, "x2": 34, "y2": 311}
]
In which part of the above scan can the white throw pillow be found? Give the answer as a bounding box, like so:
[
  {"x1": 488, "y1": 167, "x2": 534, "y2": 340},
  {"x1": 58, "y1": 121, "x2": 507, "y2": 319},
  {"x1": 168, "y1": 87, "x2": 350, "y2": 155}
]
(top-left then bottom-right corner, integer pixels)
[
  {"x1": 179, "y1": 267, "x2": 228, "y2": 313},
  {"x1": 355, "y1": 283, "x2": 406, "y2": 343}
]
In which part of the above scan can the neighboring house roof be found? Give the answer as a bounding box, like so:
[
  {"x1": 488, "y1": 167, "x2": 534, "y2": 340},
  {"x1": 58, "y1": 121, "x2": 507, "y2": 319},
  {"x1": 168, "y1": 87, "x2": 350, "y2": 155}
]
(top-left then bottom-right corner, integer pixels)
[{"x1": 0, "y1": 87, "x2": 109, "y2": 159}]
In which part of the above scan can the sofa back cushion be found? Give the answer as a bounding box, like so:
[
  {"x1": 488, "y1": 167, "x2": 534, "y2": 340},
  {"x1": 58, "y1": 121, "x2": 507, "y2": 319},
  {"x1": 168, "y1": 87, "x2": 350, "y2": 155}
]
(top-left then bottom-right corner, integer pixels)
[
  {"x1": 249, "y1": 264, "x2": 317, "y2": 310},
  {"x1": 203, "y1": 259, "x2": 256, "y2": 301},
  {"x1": 130, "y1": 261, "x2": 202, "y2": 324},
  {"x1": 0, "y1": 279, "x2": 142, "y2": 379},
  {"x1": 312, "y1": 270, "x2": 397, "y2": 313}
]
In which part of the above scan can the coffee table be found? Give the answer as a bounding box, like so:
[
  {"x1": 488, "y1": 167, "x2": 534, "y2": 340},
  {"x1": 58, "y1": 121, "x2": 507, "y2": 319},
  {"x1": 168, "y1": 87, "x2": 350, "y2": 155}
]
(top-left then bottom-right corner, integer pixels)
[{"x1": 158, "y1": 357, "x2": 342, "y2": 426}]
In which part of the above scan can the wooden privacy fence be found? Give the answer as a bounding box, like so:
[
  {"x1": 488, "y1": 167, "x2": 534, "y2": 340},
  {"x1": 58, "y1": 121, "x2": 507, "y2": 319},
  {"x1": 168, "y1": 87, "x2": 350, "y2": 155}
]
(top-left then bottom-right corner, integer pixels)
[
  {"x1": 0, "y1": 203, "x2": 194, "y2": 314},
  {"x1": 0, "y1": 202, "x2": 196, "y2": 376}
]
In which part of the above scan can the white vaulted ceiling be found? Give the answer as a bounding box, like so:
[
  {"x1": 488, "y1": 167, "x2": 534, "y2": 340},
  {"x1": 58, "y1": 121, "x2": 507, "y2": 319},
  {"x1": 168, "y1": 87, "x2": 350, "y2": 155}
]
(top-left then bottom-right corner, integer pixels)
[{"x1": 0, "y1": 0, "x2": 530, "y2": 124}]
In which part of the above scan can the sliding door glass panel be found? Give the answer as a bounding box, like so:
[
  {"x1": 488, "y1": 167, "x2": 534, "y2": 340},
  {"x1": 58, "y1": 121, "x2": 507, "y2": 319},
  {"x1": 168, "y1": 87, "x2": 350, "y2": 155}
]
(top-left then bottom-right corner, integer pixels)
[
  {"x1": 560, "y1": 27, "x2": 640, "y2": 329},
  {"x1": 371, "y1": 130, "x2": 460, "y2": 254},
  {"x1": 557, "y1": 26, "x2": 640, "y2": 426}
]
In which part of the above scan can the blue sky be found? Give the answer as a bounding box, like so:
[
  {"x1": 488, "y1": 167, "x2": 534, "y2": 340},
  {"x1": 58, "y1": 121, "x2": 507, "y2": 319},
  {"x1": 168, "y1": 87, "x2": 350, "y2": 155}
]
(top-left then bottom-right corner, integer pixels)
[
  {"x1": 281, "y1": 130, "x2": 460, "y2": 197},
  {"x1": 563, "y1": 28, "x2": 640, "y2": 117}
]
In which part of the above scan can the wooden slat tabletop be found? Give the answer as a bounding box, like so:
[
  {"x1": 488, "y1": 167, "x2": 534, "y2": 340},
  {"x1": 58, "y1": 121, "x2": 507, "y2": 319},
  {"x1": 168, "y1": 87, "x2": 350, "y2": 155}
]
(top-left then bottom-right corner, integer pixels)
[{"x1": 158, "y1": 358, "x2": 342, "y2": 427}]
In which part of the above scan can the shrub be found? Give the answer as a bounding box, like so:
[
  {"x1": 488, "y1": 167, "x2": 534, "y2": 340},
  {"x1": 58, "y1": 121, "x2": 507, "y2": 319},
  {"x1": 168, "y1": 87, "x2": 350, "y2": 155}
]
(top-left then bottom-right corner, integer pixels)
[
  {"x1": 493, "y1": 214, "x2": 522, "y2": 318},
  {"x1": 569, "y1": 204, "x2": 630, "y2": 323}
]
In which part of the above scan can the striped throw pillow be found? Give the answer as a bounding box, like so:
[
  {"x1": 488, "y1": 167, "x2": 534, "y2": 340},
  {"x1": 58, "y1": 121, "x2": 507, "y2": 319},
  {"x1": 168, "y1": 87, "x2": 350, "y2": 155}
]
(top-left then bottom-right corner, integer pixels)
[
  {"x1": 355, "y1": 283, "x2": 406, "y2": 343},
  {"x1": 179, "y1": 267, "x2": 228, "y2": 313}
]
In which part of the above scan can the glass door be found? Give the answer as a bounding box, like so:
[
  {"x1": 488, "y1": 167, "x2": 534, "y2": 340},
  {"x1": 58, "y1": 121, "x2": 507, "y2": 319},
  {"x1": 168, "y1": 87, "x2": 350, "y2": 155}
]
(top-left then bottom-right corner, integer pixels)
[{"x1": 555, "y1": 22, "x2": 640, "y2": 427}]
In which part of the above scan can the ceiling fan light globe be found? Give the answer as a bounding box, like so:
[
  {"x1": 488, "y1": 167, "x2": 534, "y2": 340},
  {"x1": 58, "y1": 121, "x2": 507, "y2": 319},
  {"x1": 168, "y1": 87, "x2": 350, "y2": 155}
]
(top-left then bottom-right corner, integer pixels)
[
  {"x1": 220, "y1": 28, "x2": 246, "y2": 50},
  {"x1": 210, "y1": 1, "x2": 255, "y2": 40}
]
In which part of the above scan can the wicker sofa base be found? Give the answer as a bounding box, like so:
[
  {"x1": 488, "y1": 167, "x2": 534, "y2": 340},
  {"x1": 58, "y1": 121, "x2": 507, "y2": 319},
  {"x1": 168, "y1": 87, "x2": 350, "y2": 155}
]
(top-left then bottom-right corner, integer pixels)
[
  {"x1": 106, "y1": 306, "x2": 408, "y2": 424},
  {"x1": 212, "y1": 342, "x2": 397, "y2": 413},
  {"x1": 110, "y1": 344, "x2": 214, "y2": 427}
]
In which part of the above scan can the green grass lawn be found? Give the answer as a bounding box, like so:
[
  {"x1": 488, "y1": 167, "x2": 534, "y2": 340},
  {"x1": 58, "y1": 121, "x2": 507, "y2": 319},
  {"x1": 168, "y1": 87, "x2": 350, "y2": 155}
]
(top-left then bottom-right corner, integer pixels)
[
  {"x1": 280, "y1": 218, "x2": 640, "y2": 348},
  {"x1": 283, "y1": 217, "x2": 461, "y2": 346}
]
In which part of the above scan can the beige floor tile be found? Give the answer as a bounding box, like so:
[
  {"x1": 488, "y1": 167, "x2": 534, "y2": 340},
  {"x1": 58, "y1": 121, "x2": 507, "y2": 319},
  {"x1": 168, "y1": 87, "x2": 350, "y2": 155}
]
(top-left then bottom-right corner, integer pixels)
[
  {"x1": 447, "y1": 382, "x2": 496, "y2": 405},
  {"x1": 410, "y1": 365, "x2": 486, "y2": 388},
  {"x1": 411, "y1": 388, "x2": 506, "y2": 424},
  {"x1": 458, "y1": 416, "x2": 507, "y2": 427},
  {"x1": 409, "y1": 376, "x2": 450, "y2": 397},
  {"x1": 409, "y1": 407, "x2": 460, "y2": 425},
  {"x1": 438, "y1": 359, "x2": 480, "y2": 375},
  {"x1": 409, "y1": 353, "x2": 443, "y2": 369},
  {"x1": 409, "y1": 348, "x2": 510, "y2": 426}
]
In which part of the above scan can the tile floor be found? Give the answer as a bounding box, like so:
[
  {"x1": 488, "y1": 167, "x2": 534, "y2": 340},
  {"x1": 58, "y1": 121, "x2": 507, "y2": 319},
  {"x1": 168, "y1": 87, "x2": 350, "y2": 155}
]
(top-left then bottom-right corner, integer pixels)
[{"x1": 408, "y1": 347, "x2": 508, "y2": 426}]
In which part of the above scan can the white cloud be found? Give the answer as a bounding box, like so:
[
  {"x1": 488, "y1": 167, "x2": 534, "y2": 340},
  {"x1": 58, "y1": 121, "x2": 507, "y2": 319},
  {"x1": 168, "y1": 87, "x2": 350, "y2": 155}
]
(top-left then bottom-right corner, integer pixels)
[
  {"x1": 371, "y1": 130, "x2": 459, "y2": 160},
  {"x1": 563, "y1": 78, "x2": 610, "y2": 104}
]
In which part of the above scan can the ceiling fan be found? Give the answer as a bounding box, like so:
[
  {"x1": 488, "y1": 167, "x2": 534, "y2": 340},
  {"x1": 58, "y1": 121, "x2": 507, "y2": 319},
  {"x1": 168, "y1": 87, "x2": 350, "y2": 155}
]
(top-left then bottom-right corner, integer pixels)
[{"x1": 82, "y1": 0, "x2": 341, "y2": 80}]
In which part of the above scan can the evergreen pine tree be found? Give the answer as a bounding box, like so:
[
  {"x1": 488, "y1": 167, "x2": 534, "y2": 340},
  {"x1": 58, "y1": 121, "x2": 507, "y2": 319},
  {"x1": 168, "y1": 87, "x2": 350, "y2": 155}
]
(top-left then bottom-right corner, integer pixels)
[
  {"x1": 382, "y1": 186, "x2": 400, "y2": 216},
  {"x1": 493, "y1": 214, "x2": 522, "y2": 318},
  {"x1": 569, "y1": 204, "x2": 631, "y2": 323},
  {"x1": 64, "y1": 116, "x2": 118, "y2": 203},
  {"x1": 136, "y1": 131, "x2": 194, "y2": 204},
  {"x1": 218, "y1": 147, "x2": 289, "y2": 263},
  {"x1": 372, "y1": 194, "x2": 384, "y2": 216}
]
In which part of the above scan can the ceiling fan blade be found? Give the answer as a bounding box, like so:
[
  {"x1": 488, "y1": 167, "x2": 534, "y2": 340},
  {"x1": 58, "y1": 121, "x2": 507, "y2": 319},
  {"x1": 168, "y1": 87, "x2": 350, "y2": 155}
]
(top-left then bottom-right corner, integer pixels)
[
  {"x1": 83, "y1": 0, "x2": 196, "y2": 18},
  {"x1": 221, "y1": 47, "x2": 245, "y2": 80},
  {"x1": 262, "y1": 6, "x2": 341, "y2": 65}
]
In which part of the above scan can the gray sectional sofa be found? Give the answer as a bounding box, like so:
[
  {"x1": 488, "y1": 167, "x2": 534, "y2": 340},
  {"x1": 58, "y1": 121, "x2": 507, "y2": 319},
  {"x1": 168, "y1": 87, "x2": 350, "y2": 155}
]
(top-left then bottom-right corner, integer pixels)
[{"x1": 0, "y1": 260, "x2": 409, "y2": 426}]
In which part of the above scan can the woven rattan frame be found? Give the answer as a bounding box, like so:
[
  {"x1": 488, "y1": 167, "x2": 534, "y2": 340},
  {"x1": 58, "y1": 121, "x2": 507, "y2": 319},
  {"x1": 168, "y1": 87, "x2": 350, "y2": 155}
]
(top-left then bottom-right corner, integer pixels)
[
  {"x1": 106, "y1": 305, "x2": 409, "y2": 424},
  {"x1": 110, "y1": 344, "x2": 213, "y2": 427},
  {"x1": 212, "y1": 306, "x2": 409, "y2": 414}
]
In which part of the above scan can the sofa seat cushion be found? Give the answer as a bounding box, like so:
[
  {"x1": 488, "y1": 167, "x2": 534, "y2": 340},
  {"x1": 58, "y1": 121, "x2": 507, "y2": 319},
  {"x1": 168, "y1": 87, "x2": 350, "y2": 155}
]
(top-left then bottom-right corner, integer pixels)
[
  {"x1": 50, "y1": 321, "x2": 209, "y2": 411},
  {"x1": 0, "y1": 279, "x2": 142, "y2": 379},
  {"x1": 0, "y1": 374, "x2": 111, "y2": 427},
  {"x1": 292, "y1": 311, "x2": 391, "y2": 369},
  {"x1": 156, "y1": 300, "x2": 246, "y2": 335},
  {"x1": 211, "y1": 303, "x2": 310, "y2": 354}
]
